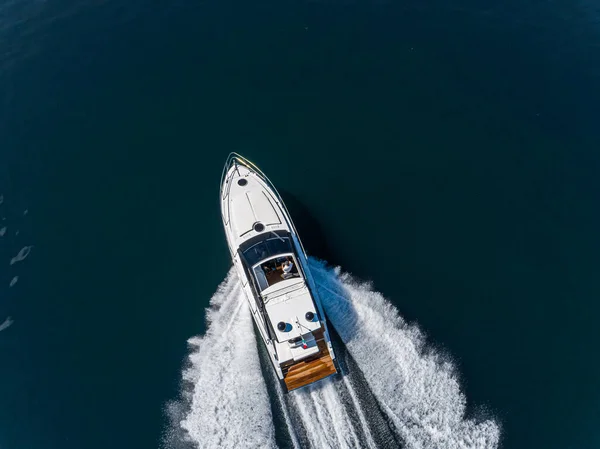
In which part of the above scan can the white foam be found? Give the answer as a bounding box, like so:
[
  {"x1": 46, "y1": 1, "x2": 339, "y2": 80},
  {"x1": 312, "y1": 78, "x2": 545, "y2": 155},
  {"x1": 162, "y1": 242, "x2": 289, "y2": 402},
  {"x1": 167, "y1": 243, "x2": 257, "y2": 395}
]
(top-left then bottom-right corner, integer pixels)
[
  {"x1": 175, "y1": 269, "x2": 276, "y2": 449},
  {"x1": 290, "y1": 380, "x2": 362, "y2": 449},
  {"x1": 342, "y1": 375, "x2": 377, "y2": 447},
  {"x1": 9, "y1": 276, "x2": 18, "y2": 287},
  {"x1": 271, "y1": 370, "x2": 301, "y2": 449},
  {"x1": 0, "y1": 316, "x2": 13, "y2": 332},
  {"x1": 10, "y1": 245, "x2": 32, "y2": 265},
  {"x1": 168, "y1": 260, "x2": 499, "y2": 449},
  {"x1": 310, "y1": 259, "x2": 501, "y2": 449}
]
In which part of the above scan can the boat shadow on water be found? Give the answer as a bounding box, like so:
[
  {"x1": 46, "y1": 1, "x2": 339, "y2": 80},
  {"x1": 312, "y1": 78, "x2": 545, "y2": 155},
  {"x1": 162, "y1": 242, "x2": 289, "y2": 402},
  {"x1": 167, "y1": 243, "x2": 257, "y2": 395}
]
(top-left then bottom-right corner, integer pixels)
[{"x1": 278, "y1": 190, "x2": 342, "y2": 268}]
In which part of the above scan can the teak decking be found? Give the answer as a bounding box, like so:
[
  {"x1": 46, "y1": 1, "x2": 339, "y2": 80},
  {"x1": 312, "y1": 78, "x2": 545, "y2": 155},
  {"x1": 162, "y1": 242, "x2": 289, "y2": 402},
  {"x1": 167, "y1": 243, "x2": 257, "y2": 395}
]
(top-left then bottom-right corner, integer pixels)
[{"x1": 283, "y1": 339, "x2": 337, "y2": 391}]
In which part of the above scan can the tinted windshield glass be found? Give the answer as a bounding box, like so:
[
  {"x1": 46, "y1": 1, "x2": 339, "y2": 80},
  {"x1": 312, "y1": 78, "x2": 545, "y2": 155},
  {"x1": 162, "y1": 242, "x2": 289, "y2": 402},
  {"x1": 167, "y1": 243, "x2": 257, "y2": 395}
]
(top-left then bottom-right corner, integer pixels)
[{"x1": 243, "y1": 237, "x2": 293, "y2": 266}]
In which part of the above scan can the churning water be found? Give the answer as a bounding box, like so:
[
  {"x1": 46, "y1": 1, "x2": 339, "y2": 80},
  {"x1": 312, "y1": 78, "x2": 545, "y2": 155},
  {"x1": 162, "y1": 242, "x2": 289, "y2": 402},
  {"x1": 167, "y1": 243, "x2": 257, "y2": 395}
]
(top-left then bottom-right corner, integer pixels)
[{"x1": 164, "y1": 259, "x2": 500, "y2": 449}]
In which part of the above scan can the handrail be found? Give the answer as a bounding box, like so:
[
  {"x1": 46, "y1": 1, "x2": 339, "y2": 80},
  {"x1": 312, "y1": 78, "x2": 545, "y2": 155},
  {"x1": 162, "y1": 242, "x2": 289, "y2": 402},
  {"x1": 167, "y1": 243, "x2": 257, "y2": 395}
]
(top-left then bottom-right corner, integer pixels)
[
  {"x1": 220, "y1": 153, "x2": 237, "y2": 200},
  {"x1": 220, "y1": 153, "x2": 241, "y2": 226}
]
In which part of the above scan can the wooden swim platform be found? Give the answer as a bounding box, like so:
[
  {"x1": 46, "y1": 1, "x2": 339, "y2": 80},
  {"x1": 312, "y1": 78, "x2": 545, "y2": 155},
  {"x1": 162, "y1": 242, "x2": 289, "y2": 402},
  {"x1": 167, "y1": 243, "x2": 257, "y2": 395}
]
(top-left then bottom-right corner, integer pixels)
[{"x1": 283, "y1": 336, "x2": 338, "y2": 392}]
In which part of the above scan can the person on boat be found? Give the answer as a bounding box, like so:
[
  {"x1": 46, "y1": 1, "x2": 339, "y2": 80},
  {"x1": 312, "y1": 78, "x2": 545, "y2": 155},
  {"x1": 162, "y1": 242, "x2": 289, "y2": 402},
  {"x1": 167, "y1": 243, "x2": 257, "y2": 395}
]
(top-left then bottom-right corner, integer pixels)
[{"x1": 281, "y1": 258, "x2": 294, "y2": 278}]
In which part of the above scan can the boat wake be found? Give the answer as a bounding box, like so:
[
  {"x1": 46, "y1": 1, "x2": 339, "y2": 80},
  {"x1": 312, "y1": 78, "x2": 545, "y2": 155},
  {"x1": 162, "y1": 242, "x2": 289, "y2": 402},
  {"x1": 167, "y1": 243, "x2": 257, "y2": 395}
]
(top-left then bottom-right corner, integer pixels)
[
  {"x1": 310, "y1": 260, "x2": 500, "y2": 449},
  {"x1": 163, "y1": 270, "x2": 276, "y2": 449},
  {"x1": 164, "y1": 260, "x2": 500, "y2": 449}
]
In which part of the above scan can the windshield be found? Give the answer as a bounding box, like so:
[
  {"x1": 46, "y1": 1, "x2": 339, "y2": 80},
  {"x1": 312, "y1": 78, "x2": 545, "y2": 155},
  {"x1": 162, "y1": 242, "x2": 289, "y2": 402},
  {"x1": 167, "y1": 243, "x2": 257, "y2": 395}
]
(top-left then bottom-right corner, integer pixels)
[
  {"x1": 242, "y1": 236, "x2": 293, "y2": 266},
  {"x1": 253, "y1": 255, "x2": 301, "y2": 291}
]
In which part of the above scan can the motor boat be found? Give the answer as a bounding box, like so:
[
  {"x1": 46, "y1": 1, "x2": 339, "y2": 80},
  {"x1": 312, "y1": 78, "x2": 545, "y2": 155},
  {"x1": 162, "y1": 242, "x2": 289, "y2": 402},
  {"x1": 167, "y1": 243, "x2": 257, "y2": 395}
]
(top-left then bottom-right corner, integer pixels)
[{"x1": 220, "y1": 153, "x2": 339, "y2": 392}]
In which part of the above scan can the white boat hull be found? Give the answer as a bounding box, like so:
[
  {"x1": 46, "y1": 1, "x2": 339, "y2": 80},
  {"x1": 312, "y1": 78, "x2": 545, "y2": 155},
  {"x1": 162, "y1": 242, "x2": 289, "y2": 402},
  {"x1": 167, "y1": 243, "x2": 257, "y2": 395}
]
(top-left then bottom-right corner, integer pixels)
[{"x1": 220, "y1": 153, "x2": 338, "y2": 391}]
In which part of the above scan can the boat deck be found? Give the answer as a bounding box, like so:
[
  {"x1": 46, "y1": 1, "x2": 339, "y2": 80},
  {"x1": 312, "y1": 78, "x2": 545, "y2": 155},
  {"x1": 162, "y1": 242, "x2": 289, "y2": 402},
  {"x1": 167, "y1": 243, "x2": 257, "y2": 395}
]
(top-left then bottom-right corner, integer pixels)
[{"x1": 283, "y1": 339, "x2": 337, "y2": 392}]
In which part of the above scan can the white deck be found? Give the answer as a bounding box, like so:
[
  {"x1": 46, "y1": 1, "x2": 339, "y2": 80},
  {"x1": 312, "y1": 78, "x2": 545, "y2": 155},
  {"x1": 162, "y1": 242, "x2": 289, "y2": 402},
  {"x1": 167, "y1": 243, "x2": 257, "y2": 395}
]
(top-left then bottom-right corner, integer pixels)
[
  {"x1": 264, "y1": 284, "x2": 322, "y2": 343},
  {"x1": 221, "y1": 164, "x2": 291, "y2": 251}
]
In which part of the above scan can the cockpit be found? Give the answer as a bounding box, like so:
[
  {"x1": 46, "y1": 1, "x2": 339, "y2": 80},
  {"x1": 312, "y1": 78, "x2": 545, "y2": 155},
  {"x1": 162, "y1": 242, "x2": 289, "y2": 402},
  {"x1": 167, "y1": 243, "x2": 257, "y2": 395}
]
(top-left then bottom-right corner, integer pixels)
[
  {"x1": 253, "y1": 255, "x2": 301, "y2": 291},
  {"x1": 239, "y1": 231, "x2": 303, "y2": 293}
]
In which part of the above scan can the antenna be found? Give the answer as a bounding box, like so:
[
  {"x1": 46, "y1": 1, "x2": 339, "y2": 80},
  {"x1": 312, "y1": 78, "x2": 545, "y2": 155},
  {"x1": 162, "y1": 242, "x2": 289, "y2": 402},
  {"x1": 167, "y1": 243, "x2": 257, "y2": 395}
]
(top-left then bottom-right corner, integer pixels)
[{"x1": 295, "y1": 317, "x2": 310, "y2": 349}]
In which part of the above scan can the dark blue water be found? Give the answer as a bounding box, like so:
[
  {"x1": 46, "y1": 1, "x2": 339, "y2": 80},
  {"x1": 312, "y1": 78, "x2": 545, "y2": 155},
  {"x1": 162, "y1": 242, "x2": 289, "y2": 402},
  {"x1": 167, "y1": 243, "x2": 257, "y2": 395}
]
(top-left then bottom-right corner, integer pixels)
[{"x1": 1, "y1": 1, "x2": 599, "y2": 448}]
